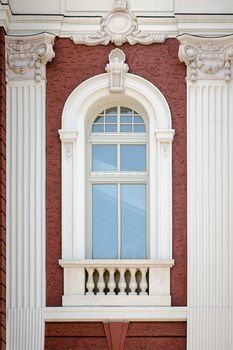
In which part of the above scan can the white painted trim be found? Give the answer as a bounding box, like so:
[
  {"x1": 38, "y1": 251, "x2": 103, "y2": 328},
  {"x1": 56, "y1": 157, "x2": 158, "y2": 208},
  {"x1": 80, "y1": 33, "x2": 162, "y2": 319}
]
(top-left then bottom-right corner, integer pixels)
[
  {"x1": 44, "y1": 306, "x2": 187, "y2": 322},
  {"x1": 0, "y1": 5, "x2": 233, "y2": 37},
  {"x1": 60, "y1": 72, "x2": 174, "y2": 263}
]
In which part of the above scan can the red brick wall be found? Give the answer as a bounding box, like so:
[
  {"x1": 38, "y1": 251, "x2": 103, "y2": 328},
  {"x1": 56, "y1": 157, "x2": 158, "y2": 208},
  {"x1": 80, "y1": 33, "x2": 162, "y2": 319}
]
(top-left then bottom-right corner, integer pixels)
[
  {"x1": 45, "y1": 322, "x2": 186, "y2": 350},
  {"x1": 46, "y1": 38, "x2": 187, "y2": 307},
  {"x1": 0, "y1": 27, "x2": 6, "y2": 350}
]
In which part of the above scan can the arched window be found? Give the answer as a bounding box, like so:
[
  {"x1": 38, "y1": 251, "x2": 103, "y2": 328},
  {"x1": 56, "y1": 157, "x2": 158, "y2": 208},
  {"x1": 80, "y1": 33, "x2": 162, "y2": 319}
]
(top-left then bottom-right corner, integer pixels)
[
  {"x1": 87, "y1": 106, "x2": 148, "y2": 259},
  {"x1": 59, "y1": 73, "x2": 175, "y2": 310}
]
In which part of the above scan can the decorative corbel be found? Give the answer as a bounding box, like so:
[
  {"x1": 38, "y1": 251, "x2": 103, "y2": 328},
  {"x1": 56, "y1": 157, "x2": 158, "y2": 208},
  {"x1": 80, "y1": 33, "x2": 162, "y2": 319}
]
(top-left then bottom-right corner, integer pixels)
[{"x1": 105, "y1": 48, "x2": 129, "y2": 93}]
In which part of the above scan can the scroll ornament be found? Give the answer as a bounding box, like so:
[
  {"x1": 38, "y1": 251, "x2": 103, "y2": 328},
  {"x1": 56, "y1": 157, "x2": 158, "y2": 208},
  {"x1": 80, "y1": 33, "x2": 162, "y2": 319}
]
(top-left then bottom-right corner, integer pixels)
[
  {"x1": 178, "y1": 34, "x2": 233, "y2": 82},
  {"x1": 105, "y1": 48, "x2": 129, "y2": 93},
  {"x1": 72, "y1": 0, "x2": 166, "y2": 47},
  {"x1": 6, "y1": 33, "x2": 55, "y2": 82}
]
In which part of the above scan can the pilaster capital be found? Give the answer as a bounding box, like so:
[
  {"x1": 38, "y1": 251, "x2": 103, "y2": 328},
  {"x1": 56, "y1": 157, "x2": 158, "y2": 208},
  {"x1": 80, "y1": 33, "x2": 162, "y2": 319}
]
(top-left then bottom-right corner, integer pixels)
[
  {"x1": 6, "y1": 33, "x2": 55, "y2": 82},
  {"x1": 178, "y1": 34, "x2": 233, "y2": 82}
]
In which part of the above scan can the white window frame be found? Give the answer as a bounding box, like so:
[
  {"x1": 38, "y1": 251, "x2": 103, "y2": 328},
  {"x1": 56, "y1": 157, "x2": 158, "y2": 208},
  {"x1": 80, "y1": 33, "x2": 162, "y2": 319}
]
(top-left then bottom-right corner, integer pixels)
[
  {"x1": 58, "y1": 73, "x2": 175, "y2": 307},
  {"x1": 87, "y1": 105, "x2": 149, "y2": 259}
]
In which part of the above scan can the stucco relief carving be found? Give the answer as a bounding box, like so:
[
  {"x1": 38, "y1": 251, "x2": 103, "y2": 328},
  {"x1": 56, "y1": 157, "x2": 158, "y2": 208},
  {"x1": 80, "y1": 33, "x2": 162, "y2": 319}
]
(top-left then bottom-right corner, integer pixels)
[
  {"x1": 105, "y1": 48, "x2": 129, "y2": 93},
  {"x1": 178, "y1": 34, "x2": 233, "y2": 81},
  {"x1": 6, "y1": 33, "x2": 55, "y2": 82},
  {"x1": 71, "y1": 0, "x2": 166, "y2": 47}
]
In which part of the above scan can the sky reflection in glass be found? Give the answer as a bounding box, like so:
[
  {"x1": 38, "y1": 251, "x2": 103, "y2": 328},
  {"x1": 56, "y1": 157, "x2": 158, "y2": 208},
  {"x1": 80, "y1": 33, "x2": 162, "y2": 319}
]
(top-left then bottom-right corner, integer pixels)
[
  {"x1": 121, "y1": 185, "x2": 146, "y2": 259},
  {"x1": 92, "y1": 145, "x2": 117, "y2": 171},
  {"x1": 120, "y1": 145, "x2": 146, "y2": 171},
  {"x1": 92, "y1": 184, "x2": 118, "y2": 259}
]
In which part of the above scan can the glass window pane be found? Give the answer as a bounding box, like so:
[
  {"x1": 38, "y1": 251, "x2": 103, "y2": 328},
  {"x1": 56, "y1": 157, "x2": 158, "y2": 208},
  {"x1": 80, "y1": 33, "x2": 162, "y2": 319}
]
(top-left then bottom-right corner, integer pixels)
[
  {"x1": 120, "y1": 124, "x2": 132, "y2": 132},
  {"x1": 105, "y1": 124, "x2": 117, "y2": 132},
  {"x1": 134, "y1": 124, "x2": 146, "y2": 132},
  {"x1": 94, "y1": 116, "x2": 104, "y2": 123},
  {"x1": 121, "y1": 185, "x2": 146, "y2": 259},
  {"x1": 92, "y1": 124, "x2": 104, "y2": 133},
  {"x1": 120, "y1": 107, "x2": 132, "y2": 115},
  {"x1": 106, "y1": 107, "x2": 117, "y2": 115},
  {"x1": 106, "y1": 115, "x2": 117, "y2": 123},
  {"x1": 92, "y1": 145, "x2": 117, "y2": 171},
  {"x1": 120, "y1": 145, "x2": 146, "y2": 171},
  {"x1": 134, "y1": 115, "x2": 144, "y2": 123},
  {"x1": 120, "y1": 116, "x2": 132, "y2": 123},
  {"x1": 92, "y1": 185, "x2": 118, "y2": 259}
]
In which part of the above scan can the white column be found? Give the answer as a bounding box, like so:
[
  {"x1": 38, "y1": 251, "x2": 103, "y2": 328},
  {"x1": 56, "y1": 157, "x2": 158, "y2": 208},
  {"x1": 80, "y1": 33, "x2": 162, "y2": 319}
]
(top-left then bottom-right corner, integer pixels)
[
  {"x1": 6, "y1": 34, "x2": 55, "y2": 350},
  {"x1": 178, "y1": 34, "x2": 233, "y2": 350}
]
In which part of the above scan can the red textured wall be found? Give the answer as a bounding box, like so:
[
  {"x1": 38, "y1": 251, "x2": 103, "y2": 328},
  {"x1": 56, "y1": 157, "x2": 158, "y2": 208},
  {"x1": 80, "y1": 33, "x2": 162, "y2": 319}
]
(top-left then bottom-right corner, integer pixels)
[
  {"x1": 0, "y1": 28, "x2": 6, "y2": 350},
  {"x1": 46, "y1": 38, "x2": 187, "y2": 306},
  {"x1": 45, "y1": 322, "x2": 186, "y2": 350}
]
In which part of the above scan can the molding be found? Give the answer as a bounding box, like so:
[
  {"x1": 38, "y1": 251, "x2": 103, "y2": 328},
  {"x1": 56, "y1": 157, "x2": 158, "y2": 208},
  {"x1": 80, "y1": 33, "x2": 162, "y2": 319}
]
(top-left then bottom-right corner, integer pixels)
[
  {"x1": 6, "y1": 33, "x2": 55, "y2": 82},
  {"x1": 105, "y1": 49, "x2": 129, "y2": 93},
  {"x1": 59, "y1": 259, "x2": 175, "y2": 268},
  {"x1": 71, "y1": 0, "x2": 167, "y2": 46},
  {"x1": 0, "y1": 5, "x2": 233, "y2": 37},
  {"x1": 44, "y1": 306, "x2": 187, "y2": 322},
  {"x1": 178, "y1": 34, "x2": 233, "y2": 81}
]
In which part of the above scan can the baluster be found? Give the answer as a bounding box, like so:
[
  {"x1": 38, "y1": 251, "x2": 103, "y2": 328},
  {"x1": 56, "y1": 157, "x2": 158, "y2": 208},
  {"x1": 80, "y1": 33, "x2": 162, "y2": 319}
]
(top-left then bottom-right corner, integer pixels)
[
  {"x1": 108, "y1": 267, "x2": 116, "y2": 295},
  {"x1": 129, "y1": 268, "x2": 137, "y2": 295},
  {"x1": 97, "y1": 267, "x2": 105, "y2": 295},
  {"x1": 118, "y1": 267, "x2": 126, "y2": 295},
  {"x1": 86, "y1": 268, "x2": 95, "y2": 295},
  {"x1": 140, "y1": 268, "x2": 148, "y2": 295}
]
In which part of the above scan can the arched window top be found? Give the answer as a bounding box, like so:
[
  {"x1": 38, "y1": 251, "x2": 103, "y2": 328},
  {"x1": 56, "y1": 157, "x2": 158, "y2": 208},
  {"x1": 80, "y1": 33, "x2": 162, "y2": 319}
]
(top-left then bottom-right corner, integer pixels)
[{"x1": 91, "y1": 106, "x2": 146, "y2": 133}]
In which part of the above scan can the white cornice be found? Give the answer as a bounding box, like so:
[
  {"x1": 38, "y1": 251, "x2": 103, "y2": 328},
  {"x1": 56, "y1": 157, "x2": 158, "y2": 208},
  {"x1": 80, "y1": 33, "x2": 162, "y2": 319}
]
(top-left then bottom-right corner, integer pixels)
[{"x1": 0, "y1": 5, "x2": 233, "y2": 37}]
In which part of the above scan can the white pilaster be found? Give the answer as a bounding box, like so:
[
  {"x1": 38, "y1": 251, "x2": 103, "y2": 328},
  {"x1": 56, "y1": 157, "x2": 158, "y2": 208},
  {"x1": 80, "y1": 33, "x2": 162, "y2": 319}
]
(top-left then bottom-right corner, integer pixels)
[
  {"x1": 178, "y1": 34, "x2": 233, "y2": 350},
  {"x1": 6, "y1": 33, "x2": 55, "y2": 350},
  {"x1": 154, "y1": 130, "x2": 175, "y2": 260}
]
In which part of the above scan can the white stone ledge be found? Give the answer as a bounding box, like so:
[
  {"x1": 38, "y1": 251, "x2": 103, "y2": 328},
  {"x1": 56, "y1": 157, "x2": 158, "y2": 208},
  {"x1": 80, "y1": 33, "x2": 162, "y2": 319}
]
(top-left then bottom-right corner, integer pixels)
[
  {"x1": 59, "y1": 259, "x2": 175, "y2": 268},
  {"x1": 44, "y1": 306, "x2": 188, "y2": 322}
]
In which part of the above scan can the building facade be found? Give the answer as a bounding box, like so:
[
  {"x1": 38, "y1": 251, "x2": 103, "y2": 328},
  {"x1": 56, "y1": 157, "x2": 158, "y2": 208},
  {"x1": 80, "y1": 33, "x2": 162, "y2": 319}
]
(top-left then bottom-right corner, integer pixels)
[{"x1": 1, "y1": 0, "x2": 233, "y2": 349}]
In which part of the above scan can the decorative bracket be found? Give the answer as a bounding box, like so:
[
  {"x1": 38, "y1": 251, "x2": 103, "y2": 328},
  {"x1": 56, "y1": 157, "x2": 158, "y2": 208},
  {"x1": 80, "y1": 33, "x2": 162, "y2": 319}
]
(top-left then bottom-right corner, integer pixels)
[
  {"x1": 71, "y1": 0, "x2": 166, "y2": 47},
  {"x1": 6, "y1": 33, "x2": 55, "y2": 82},
  {"x1": 105, "y1": 48, "x2": 129, "y2": 93},
  {"x1": 178, "y1": 34, "x2": 233, "y2": 82}
]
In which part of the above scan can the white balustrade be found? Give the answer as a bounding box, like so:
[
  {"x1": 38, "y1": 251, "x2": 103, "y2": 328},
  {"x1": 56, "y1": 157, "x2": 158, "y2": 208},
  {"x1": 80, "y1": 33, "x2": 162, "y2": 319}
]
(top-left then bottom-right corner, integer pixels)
[{"x1": 60, "y1": 259, "x2": 174, "y2": 306}]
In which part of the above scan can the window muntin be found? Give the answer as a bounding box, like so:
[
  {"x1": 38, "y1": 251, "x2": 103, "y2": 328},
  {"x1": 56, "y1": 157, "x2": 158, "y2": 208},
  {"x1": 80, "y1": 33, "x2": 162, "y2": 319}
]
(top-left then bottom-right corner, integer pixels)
[
  {"x1": 89, "y1": 106, "x2": 148, "y2": 260},
  {"x1": 92, "y1": 106, "x2": 146, "y2": 133}
]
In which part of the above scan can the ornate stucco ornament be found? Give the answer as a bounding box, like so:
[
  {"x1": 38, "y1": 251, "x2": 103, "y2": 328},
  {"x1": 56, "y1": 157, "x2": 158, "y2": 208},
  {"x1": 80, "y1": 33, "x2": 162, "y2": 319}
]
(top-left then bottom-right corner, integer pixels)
[
  {"x1": 6, "y1": 33, "x2": 55, "y2": 82},
  {"x1": 178, "y1": 34, "x2": 233, "y2": 82},
  {"x1": 72, "y1": 0, "x2": 166, "y2": 46},
  {"x1": 105, "y1": 48, "x2": 129, "y2": 93}
]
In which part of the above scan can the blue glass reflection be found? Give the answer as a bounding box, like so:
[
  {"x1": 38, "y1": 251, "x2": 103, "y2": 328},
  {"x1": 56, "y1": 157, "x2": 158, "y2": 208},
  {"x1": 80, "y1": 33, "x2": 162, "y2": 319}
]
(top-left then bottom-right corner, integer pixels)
[
  {"x1": 120, "y1": 145, "x2": 146, "y2": 171},
  {"x1": 92, "y1": 185, "x2": 118, "y2": 259},
  {"x1": 92, "y1": 145, "x2": 117, "y2": 171},
  {"x1": 121, "y1": 185, "x2": 146, "y2": 259}
]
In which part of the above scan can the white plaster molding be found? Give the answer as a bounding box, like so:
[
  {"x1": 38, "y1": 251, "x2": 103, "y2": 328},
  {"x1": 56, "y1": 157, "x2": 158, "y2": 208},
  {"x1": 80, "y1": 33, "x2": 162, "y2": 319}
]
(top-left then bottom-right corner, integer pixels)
[
  {"x1": 178, "y1": 34, "x2": 233, "y2": 82},
  {"x1": 44, "y1": 306, "x2": 187, "y2": 322},
  {"x1": 71, "y1": 0, "x2": 167, "y2": 46},
  {"x1": 1, "y1": 4, "x2": 233, "y2": 37},
  {"x1": 6, "y1": 33, "x2": 55, "y2": 82},
  {"x1": 60, "y1": 73, "x2": 173, "y2": 263},
  {"x1": 105, "y1": 48, "x2": 129, "y2": 93}
]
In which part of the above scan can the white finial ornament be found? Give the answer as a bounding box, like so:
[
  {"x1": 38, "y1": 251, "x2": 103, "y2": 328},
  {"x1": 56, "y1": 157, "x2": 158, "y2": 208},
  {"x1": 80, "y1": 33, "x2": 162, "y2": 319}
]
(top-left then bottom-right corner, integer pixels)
[{"x1": 105, "y1": 49, "x2": 129, "y2": 93}]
